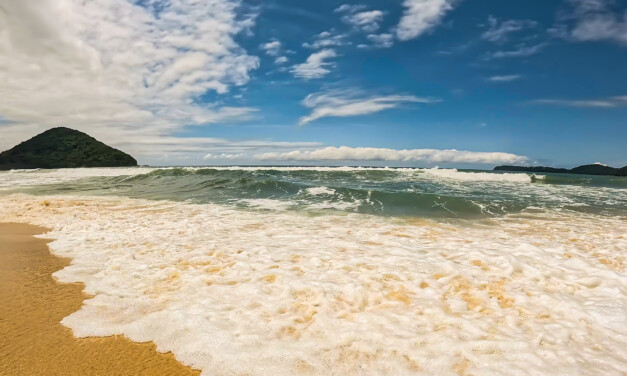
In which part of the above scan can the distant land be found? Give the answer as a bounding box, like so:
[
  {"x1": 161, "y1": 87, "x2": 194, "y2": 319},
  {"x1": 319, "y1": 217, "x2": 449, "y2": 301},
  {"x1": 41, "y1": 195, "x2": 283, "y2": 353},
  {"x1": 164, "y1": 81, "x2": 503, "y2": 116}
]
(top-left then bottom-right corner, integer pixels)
[
  {"x1": 495, "y1": 164, "x2": 627, "y2": 176},
  {"x1": 0, "y1": 127, "x2": 137, "y2": 170}
]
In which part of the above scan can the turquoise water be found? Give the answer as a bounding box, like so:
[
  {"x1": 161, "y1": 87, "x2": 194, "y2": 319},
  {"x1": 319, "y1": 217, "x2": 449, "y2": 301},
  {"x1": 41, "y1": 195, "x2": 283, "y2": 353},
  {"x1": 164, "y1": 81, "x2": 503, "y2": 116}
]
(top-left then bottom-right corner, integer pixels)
[{"x1": 4, "y1": 167, "x2": 626, "y2": 218}]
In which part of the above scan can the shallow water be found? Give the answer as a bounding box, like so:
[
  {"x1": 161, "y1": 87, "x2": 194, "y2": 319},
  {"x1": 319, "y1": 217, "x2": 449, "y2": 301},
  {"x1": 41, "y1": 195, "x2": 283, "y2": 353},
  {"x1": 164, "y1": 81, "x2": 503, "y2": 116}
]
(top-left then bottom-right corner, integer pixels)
[{"x1": 0, "y1": 167, "x2": 625, "y2": 375}]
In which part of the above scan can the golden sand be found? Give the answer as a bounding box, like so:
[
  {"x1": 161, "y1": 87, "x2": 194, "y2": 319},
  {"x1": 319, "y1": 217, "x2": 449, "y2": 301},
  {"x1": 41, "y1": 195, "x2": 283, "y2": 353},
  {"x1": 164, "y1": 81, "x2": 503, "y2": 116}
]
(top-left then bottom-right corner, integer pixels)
[{"x1": 0, "y1": 223, "x2": 200, "y2": 376}]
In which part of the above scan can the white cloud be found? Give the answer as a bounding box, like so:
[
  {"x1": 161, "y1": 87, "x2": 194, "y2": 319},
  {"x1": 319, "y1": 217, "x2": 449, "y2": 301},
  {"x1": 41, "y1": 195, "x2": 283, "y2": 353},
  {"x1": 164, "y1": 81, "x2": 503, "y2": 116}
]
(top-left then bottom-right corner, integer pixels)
[
  {"x1": 531, "y1": 97, "x2": 627, "y2": 108},
  {"x1": 366, "y1": 33, "x2": 395, "y2": 48},
  {"x1": 274, "y1": 56, "x2": 289, "y2": 64},
  {"x1": 396, "y1": 0, "x2": 459, "y2": 41},
  {"x1": 258, "y1": 146, "x2": 528, "y2": 165},
  {"x1": 204, "y1": 153, "x2": 244, "y2": 160},
  {"x1": 482, "y1": 16, "x2": 538, "y2": 43},
  {"x1": 571, "y1": 13, "x2": 627, "y2": 44},
  {"x1": 299, "y1": 89, "x2": 438, "y2": 125},
  {"x1": 488, "y1": 75, "x2": 522, "y2": 82},
  {"x1": 334, "y1": 4, "x2": 368, "y2": 14},
  {"x1": 554, "y1": 0, "x2": 627, "y2": 45},
  {"x1": 302, "y1": 31, "x2": 349, "y2": 49},
  {"x1": 0, "y1": 0, "x2": 260, "y2": 161},
  {"x1": 488, "y1": 43, "x2": 547, "y2": 59},
  {"x1": 261, "y1": 40, "x2": 281, "y2": 56},
  {"x1": 290, "y1": 49, "x2": 337, "y2": 80},
  {"x1": 342, "y1": 10, "x2": 385, "y2": 33},
  {"x1": 111, "y1": 136, "x2": 321, "y2": 164}
]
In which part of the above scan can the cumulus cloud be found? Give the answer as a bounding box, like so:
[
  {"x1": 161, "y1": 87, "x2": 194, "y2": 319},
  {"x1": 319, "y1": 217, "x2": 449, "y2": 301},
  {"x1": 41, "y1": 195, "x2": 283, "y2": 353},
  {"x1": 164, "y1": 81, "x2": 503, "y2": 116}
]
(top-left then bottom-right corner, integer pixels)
[
  {"x1": 482, "y1": 16, "x2": 538, "y2": 43},
  {"x1": 0, "y1": 0, "x2": 260, "y2": 160},
  {"x1": 396, "y1": 0, "x2": 460, "y2": 41},
  {"x1": 290, "y1": 49, "x2": 337, "y2": 79},
  {"x1": 488, "y1": 75, "x2": 522, "y2": 82},
  {"x1": 258, "y1": 146, "x2": 528, "y2": 164},
  {"x1": 531, "y1": 96, "x2": 627, "y2": 108},
  {"x1": 299, "y1": 89, "x2": 438, "y2": 125},
  {"x1": 341, "y1": 10, "x2": 385, "y2": 33}
]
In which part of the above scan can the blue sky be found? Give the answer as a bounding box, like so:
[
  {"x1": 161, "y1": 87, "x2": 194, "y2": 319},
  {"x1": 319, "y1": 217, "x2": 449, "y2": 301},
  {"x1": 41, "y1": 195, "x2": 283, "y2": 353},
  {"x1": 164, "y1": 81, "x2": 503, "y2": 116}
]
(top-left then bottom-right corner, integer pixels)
[{"x1": 0, "y1": 0, "x2": 625, "y2": 167}]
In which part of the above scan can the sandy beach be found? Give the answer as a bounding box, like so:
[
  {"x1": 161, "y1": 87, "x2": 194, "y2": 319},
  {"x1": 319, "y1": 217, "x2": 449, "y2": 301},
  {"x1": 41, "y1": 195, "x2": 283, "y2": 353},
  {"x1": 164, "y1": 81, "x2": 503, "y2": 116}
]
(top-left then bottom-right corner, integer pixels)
[{"x1": 0, "y1": 222, "x2": 199, "y2": 375}]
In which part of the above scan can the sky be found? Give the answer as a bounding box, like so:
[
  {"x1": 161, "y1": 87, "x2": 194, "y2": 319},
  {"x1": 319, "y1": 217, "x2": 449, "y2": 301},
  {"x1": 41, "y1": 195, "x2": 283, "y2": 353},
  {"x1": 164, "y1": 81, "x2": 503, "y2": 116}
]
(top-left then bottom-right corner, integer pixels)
[{"x1": 0, "y1": 0, "x2": 625, "y2": 168}]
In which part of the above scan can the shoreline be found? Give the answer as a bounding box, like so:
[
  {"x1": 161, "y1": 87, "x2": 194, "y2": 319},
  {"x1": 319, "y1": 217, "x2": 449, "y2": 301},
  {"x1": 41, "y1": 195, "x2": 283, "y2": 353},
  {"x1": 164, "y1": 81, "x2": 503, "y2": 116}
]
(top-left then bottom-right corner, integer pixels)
[
  {"x1": 0, "y1": 194, "x2": 624, "y2": 374},
  {"x1": 0, "y1": 222, "x2": 200, "y2": 375}
]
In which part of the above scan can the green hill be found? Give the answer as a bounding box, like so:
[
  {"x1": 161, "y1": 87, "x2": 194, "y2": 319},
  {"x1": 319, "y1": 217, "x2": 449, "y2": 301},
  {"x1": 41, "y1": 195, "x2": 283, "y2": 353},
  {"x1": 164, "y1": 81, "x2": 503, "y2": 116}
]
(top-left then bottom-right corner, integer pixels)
[
  {"x1": 494, "y1": 163, "x2": 627, "y2": 176},
  {"x1": 569, "y1": 164, "x2": 621, "y2": 175},
  {"x1": 0, "y1": 127, "x2": 137, "y2": 170}
]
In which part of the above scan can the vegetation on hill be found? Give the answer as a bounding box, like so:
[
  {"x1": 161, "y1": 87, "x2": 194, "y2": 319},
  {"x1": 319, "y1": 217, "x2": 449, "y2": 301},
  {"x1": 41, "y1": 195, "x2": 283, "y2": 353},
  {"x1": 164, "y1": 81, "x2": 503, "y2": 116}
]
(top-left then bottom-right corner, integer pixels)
[
  {"x1": 493, "y1": 166, "x2": 569, "y2": 173},
  {"x1": 495, "y1": 163, "x2": 627, "y2": 176},
  {"x1": 0, "y1": 127, "x2": 137, "y2": 170}
]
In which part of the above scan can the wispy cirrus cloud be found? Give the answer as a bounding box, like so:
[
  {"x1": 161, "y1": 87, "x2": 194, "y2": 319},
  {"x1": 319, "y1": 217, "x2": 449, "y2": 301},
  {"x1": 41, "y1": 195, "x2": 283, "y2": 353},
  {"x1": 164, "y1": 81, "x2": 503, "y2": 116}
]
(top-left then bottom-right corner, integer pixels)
[
  {"x1": 531, "y1": 96, "x2": 627, "y2": 108},
  {"x1": 334, "y1": 4, "x2": 368, "y2": 14},
  {"x1": 258, "y1": 146, "x2": 528, "y2": 165},
  {"x1": 299, "y1": 89, "x2": 438, "y2": 125},
  {"x1": 488, "y1": 75, "x2": 522, "y2": 82},
  {"x1": 487, "y1": 42, "x2": 547, "y2": 59},
  {"x1": 396, "y1": 0, "x2": 460, "y2": 41},
  {"x1": 290, "y1": 49, "x2": 337, "y2": 80},
  {"x1": 482, "y1": 16, "x2": 538, "y2": 43}
]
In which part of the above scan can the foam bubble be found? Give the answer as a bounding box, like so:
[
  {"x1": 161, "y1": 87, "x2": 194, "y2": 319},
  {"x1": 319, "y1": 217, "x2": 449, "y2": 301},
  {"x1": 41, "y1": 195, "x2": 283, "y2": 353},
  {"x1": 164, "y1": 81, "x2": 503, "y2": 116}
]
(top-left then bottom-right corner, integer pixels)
[
  {"x1": 240, "y1": 198, "x2": 293, "y2": 211},
  {"x1": 305, "y1": 186, "x2": 336, "y2": 196},
  {"x1": 1, "y1": 194, "x2": 625, "y2": 375}
]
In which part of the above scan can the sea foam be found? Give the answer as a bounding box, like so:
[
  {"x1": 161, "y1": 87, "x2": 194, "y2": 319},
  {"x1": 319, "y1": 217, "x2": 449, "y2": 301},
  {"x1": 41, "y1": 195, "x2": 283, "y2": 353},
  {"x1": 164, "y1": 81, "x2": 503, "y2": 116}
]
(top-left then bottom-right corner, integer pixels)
[{"x1": 1, "y1": 194, "x2": 625, "y2": 375}]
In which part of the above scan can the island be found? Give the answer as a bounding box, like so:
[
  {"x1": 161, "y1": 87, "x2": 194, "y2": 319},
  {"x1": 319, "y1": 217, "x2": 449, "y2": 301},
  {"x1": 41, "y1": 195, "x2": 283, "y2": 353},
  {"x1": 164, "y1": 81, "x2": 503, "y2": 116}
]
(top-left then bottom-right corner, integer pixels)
[
  {"x1": 0, "y1": 127, "x2": 137, "y2": 170},
  {"x1": 495, "y1": 164, "x2": 627, "y2": 176}
]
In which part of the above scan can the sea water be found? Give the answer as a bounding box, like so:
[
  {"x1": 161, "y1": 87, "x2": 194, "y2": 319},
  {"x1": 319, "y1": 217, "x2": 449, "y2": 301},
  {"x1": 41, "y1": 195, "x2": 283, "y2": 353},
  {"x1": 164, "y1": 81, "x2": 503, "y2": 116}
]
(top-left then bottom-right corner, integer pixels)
[{"x1": 0, "y1": 167, "x2": 625, "y2": 375}]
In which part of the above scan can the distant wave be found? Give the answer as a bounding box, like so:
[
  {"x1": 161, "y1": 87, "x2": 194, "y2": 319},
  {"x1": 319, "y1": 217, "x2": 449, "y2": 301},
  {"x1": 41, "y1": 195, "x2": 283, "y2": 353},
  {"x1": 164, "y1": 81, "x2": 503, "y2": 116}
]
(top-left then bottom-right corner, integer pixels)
[
  {"x1": 420, "y1": 168, "x2": 533, "y2": 182},
  {"x1": 1, "y1": 166, "x2": 625, "y2": 218}
]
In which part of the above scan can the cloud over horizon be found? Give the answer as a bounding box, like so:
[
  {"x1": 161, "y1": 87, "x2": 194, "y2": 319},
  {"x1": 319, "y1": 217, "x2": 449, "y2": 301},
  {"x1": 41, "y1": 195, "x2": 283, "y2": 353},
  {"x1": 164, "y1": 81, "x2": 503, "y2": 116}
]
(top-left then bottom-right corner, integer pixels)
[{"x1": 258, "y1": 146, "x2": 529, "y2": 165}]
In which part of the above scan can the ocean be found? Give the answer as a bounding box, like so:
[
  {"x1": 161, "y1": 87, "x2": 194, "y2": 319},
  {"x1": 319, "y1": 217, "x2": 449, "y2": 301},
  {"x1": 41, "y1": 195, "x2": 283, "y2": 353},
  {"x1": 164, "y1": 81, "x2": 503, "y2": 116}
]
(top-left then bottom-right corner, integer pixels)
[{"x1": 1, "y1": 166, "x2": 626, "y2": 375}]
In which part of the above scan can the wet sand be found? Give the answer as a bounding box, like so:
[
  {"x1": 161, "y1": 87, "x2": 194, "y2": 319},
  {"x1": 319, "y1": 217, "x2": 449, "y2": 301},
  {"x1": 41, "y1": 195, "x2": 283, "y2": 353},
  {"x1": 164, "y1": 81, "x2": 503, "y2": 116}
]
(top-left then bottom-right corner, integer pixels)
[{"x1": 0, "y1": 223, "x2": 200, "y2": 376}]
